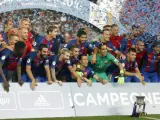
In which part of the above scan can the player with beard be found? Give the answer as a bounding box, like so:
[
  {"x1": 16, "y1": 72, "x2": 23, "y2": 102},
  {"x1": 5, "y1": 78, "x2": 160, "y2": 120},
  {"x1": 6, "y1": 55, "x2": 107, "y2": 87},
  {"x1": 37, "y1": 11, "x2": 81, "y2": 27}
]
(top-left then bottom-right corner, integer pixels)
[
  {"x1": 136, "y1": 40, "x2": 146, "y2": 69},
  {"x1": 49, "y1": 48, "x2": 82, "y2": 87},
  {"x1": 0, "y1": 41, "x2": 26, "y2": 92},
  {"x1": 63, "y1": 29, "x2": 94, "y2": 55},
  {"x1": 120, "y1": 24, "x2": 140, "y2": 54},
  {"x1": 24, "y1": 44, "x2": 52, "y2": 90}
]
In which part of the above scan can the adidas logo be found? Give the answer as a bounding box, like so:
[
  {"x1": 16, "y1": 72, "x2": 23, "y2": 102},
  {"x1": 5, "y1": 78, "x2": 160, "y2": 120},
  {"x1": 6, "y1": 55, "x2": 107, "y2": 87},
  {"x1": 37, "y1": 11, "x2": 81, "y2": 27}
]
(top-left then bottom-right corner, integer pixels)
[{"x1": 34, "y1": 95, "x2": 50, "y2": 107}]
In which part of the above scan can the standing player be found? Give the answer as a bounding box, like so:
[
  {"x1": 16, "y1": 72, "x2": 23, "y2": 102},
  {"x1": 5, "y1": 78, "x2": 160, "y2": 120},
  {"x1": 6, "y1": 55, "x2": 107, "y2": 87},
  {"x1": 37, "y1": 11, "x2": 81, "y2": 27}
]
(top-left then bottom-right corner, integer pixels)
[
  {"x1": 19, "y1": 28, "x2": 34, "y2": 56},
  {"x1": 6, "y1": 34, "x2": 19, "y2": 51},
  {"x1": 138, "y1": 24, "x2": 154, "y2": 48},
  {"x1": 110, "y1": 24, "x2": 123, "y2": 53},
  {"x1": 24, "y1": 44, "x2": 52, "y2": 90},
  {"x1": 31, "y1": 24, "x2": 45, "y2": 50},
  {"x1": 120, "y1": 25, "x2": 139, "y2": 54},
  {"x1": 93, "y1": 29, "x2": 124, "y2": 57},
  {"x1": 49, "y1": 48, "x2": 82, "y2": 86},
  {"x1": 52, "y1": 23, "x2": 65, "y2": 54},
  {"x1": 19, "y1": 18, "x2": 34, "y2": 44},
  {"x1": 63, "y1": 29, "x2": 94, "y2": 55},
  {"x1": 41, "y1": 26, "x2": 59, "y2": 55},
  {"x1": 141, "y1": 42, "x2": 160, "y2": 82},
  {"x1": 93, "y1": 25, "x2": 111, "y2": 42},
  {"x1": 0, "y1": 41, "x2": 26, "y2": 92},
  {"x1": 1, "y1": 19, "x2": 14, "y2": 44},
  {"x1": 136, "y1": 40, "x2": 146, "y2": 69}
]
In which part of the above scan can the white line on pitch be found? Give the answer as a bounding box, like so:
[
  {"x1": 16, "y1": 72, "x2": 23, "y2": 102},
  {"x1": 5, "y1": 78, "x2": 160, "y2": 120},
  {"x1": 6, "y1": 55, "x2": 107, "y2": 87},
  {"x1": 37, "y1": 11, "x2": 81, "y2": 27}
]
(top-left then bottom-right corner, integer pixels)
[{"x1": 142, "y1": 116, "x2": 160, "y2": 120}]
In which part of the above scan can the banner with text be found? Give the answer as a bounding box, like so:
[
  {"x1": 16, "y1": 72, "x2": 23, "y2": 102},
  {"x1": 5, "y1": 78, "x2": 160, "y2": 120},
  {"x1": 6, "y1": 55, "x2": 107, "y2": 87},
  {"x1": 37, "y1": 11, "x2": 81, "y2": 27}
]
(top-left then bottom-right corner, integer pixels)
[
  {"x1": 0, "y1": 84, "x2": 75, "y2": 119},
  {"x1": 0, "y1": 83, "x2": 160, "y2": 119},
  {"x1": 70, "y1": 83, "x2": 160, "y2": 116}
]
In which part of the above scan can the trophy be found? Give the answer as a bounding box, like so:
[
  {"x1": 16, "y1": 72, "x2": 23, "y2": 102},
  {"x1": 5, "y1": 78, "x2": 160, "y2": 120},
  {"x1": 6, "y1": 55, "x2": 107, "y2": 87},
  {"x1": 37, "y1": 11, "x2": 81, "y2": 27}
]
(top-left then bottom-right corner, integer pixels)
[{"x1": 132, "y1": 96, "x2": 147, "y2": 117}]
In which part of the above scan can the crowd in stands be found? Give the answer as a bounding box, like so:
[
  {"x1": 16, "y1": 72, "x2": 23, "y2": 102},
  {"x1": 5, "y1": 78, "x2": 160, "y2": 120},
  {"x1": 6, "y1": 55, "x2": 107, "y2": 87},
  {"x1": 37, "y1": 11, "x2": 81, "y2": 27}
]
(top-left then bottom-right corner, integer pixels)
[{"x1": 0, "y1": 17, "x2": 160, "y2": 92}]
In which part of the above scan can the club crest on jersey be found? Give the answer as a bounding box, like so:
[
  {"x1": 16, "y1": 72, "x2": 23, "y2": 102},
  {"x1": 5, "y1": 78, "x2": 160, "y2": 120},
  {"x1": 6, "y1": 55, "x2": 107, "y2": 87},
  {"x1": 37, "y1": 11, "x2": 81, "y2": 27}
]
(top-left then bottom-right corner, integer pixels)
[
  {"x1": 91, "y1": 71, "x2": 94, "y2": 74},
  {"x1": 122, "y1": 63, "x2": 125, "y2": 67},
  {"x1": 1, "y1": 56, "x2": 6, "y2": 60},
  {"x1": 52, "y1": 61, "x2": 56, "y2": 66},
  {"x1": 19, "y1": 58, "x2": 22, "y2": 62},
  {"x1": 46, "y1": 60, "x2": 49, "y2": 63},
  {"x1": 64, "y1": 44, "x2": 67, "y2": 47},
  {"x1": 27, "y1": 59, "x2": 31, "y2": 63},
  {"x1": 33, "y1": 42, "x2": 37, "y2": 46},
  {"x1": 89, "y1": 44, "x2": 92, "y2": 47},
  {"x1": 67, "y1": 60, "x2": 70, "y2": 64}
]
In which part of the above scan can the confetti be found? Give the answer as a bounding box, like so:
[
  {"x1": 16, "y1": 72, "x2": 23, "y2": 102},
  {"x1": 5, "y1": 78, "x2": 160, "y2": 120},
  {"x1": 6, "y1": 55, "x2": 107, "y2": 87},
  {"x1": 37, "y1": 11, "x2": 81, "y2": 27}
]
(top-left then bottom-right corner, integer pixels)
[{"x1": 119, "y1": 0, "x2": 159, "y2": 36}]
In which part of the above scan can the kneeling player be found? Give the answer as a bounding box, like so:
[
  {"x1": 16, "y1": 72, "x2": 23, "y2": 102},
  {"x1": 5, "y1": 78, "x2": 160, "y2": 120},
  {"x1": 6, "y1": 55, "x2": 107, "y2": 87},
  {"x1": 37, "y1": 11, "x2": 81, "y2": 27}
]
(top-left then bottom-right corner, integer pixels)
[{"x1": 74, "y1": 54, "x2": 105, "y2": 86}]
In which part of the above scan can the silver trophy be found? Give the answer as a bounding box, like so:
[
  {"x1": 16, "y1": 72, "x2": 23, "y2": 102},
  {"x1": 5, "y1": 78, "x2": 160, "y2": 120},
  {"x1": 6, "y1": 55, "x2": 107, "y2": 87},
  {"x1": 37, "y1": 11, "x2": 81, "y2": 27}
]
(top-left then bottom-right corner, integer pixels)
[{"x1": 132, "y1": 96, "x2": 147, "y2": 117}]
